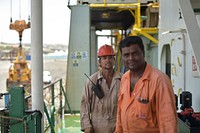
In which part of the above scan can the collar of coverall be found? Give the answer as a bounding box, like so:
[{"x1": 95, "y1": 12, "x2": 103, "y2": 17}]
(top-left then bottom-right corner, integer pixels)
[
  {"x1": 97, "y1": 70, "x2": 121, "y2": 81},
  {"x1": 124, "y1": 63, "x2": 151, "y2": 81}
]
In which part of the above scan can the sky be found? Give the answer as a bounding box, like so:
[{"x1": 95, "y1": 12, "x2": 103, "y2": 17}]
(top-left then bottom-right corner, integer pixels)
[
  {"x1": 0, "y1": 0, "x2": 73, "y2": 45},
  {"x1": 0, "y1": 0, "x2": 112, "y2": 47}
]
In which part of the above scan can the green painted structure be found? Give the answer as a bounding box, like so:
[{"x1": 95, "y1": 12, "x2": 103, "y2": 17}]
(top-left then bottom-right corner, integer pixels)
[{"x1": 0, "y1": 87, "x2": 42, "y2": 133}]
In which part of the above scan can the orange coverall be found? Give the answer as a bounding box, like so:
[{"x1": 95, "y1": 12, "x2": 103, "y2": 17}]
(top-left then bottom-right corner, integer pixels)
[{"x1": 115, "y1": 64, "x2": 178, "y2": 133}]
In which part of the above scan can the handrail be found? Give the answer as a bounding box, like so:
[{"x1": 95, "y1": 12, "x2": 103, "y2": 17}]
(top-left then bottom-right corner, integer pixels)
[
  {"x1": 60, "y1": 81, "x2": 73, "y2": 115},
  {"x1": 43, "y1": 78, "x2": 61, "y2": 89},
  {"x1": 43, "y1": 78, "x2": 71, "y2": 132},
  {"x1": 25, "y1": 78, "x2": 72, "y2": 132},
  {"x1": 44, "y1": 103, "x2": 55, "y2": 133}
]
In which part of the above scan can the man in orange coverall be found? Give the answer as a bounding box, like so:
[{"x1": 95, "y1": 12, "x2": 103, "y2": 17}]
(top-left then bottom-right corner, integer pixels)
[
  {"x1": 115, "y1": 36, "x2": 178, "y2": 133},
  {"x1": 80, "y1": 44, "x2": 122, "y2": 133}
]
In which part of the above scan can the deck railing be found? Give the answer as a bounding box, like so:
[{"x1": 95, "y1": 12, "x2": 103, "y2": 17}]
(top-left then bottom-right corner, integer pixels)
[
  {"x1": 42, "y1": 78, "x2": 72, "y2": 132},
  {"x1": 0, "y1": 78, "x2": 71, "y2": 133}
]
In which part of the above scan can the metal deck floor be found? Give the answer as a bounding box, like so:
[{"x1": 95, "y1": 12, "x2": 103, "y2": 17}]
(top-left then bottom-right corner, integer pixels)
[{"x1": 47, "y1": 114, "x2": 82, "y2": 133}]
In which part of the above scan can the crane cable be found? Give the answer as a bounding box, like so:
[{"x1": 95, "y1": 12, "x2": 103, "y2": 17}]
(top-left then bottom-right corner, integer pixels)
[
  {"x1": 10, "y1": 0, "x2": 30, "y2": 22},
  {"x1": 10, "y1": 0, "x2": 22, "y2": 21},
  {"x1": 9, "y1": 0, "x2": 31, "y2": 44},
  {"x1": 19, "y1": 0, "x2": 21, "y2": 19},
  {"x1": 10, "y1": 0, "x2": 12, "y2": 23},
  {"x1": 28, "y1": 0, "x2": 30, "y2": 22},
  {"x1": 67, "y1": 0, "x2": 70, "y2": 8}
]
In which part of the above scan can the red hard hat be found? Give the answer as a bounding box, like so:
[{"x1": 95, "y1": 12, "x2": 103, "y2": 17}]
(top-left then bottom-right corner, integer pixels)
[{"x1": 98, "y1": 44, "x2": 115, "y2": 57}]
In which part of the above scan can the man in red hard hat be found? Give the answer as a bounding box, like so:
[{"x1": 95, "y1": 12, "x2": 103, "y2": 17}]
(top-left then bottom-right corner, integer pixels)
[{"x1": 80, "y1": 44, "x2": 122, "y2": 133}]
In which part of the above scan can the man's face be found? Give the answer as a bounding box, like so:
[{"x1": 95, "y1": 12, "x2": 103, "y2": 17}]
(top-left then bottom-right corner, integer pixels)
[
  {"x1": 121, "y1": 44, "x2": 145, "y2": 71},
  {"x1": 99, "y1": 56, "x2": 115, "y2": 69}
]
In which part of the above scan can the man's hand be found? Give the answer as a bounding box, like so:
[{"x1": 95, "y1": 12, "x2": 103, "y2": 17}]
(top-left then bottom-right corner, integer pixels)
[{"x1": 84, "y1": 127, "x2": 93, "y2": 133}]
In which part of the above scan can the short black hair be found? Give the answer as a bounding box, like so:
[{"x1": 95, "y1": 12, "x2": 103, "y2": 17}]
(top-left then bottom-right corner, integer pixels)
[{"x1": 119, "y1": 36, "x2": 145, "y2": 55}]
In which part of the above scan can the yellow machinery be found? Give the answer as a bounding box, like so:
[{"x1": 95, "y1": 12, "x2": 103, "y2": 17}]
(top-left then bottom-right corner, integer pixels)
[
  {"x1": 6, "y1": 45, "x2": 31, "y2": 91},
  {"x1": 6, "y1": 20, "x2": 31, "y2": 94}
]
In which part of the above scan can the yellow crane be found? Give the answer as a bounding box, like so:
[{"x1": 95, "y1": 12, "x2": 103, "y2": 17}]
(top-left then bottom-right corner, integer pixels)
[{"x1": 6, "y1": 19, "x2": 31, "y2": 95}]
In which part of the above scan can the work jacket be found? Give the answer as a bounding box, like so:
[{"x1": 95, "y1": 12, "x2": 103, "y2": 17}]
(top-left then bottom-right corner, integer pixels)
[
  {"x1": 115, "y1": 64, "x2": 178, "y2": 133},
  {"x1": 80, "y1": 70, "x2": 122, "y2": 133}
]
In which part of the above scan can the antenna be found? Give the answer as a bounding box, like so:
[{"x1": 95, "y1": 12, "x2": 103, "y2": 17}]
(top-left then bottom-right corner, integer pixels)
[
  {"x1": 84, "y1": 73, "x2": 96, "y2": 86},
  {"x1": 84, "y1": 73, "x2": 104, "y2": 99}
]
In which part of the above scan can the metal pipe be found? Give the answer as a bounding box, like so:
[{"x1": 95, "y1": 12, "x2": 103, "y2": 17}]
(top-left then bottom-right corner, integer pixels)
[
  {"x1": 24, "y1": 120, "x2": 27, "y2": 133},
  {"x1": 136, "y1": 2, "x2": 140, "y2": 28},
  {"x1": 44, "y1": 103, "x2": 55, "y2": 133},
  {"x1": 0, "y1": 115, "x2": 23, "y2": 121},
  {"x1": 89, "y1": 3, "x2": 138, "y2": 8},
  {"x1": 59, "y1": 79, "x2": 63, "y2": 117},
  {"x1": 31, "y1": 0, "x2": 44, "y2": 132},
  {"x1": 140, "y1": 28, "x2": 158, "y2": 33},
  {"x1": 140, "y1": 30, "x2": 158, "y2": 44},
  {"x1": 181, "y1": 33, "x2": 186, "y2": 91},
  {"x1": 132, "y1": 28, "x2": 158, "y2": 44}
]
